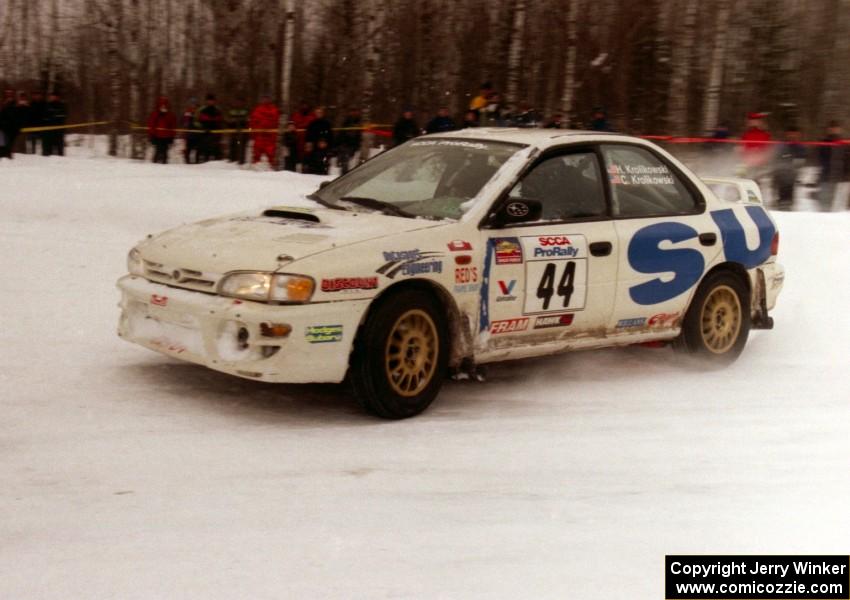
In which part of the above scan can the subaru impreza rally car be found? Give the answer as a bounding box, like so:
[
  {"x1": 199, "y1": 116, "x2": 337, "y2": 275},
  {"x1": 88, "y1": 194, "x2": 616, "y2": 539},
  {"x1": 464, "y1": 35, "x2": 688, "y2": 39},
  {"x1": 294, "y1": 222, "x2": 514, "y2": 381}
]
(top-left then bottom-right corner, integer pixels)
[{"x1": 118, "y1": 129, "x2": 784, "y2": 418}]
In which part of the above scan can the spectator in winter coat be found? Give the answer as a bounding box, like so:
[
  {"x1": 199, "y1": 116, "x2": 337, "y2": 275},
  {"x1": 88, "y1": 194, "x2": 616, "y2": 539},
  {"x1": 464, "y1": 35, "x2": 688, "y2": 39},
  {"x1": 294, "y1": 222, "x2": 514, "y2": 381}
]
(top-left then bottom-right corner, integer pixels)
[
  {"x1": 479, "y1": 93, "x2": 505, "y2": 127},
  {"x1": 544, "y1": 113, "x2": 565, "y2": 129},
  {"x1": 0, "y1": 89, "x2": 21, "y2": 159},
  {"x1": 249, "y1": 94, "x2": 280, "y2": 167},
  {"x1": 26, "y1": 91, "x2": 46, "y2": 154},
  {"x1": 741, "y1": 112, "x2": 772, "y2": 179},
  {"x1": 180, "y1": 98, "x2": 200, "y2": 163},
  {"x1": 335, "y1": 107, "x2": 362, "y2": 174},
  {"x1": 146, "y1": 96, "x2": 177, "y2": 164},
  {"x1": 290, "y1": 102, "x2": 315, "y2": 164},
  {"x1": 393, "y1": 109, "x2": 419, "y2": 146},
  {"x1": 196, "y1": 93, "x2": 223, "y2": 162},
  {"x1": 42, "y1": 92, "x2": 67, "y2": 156},
  {"x1": 305, "y1": 107, "x2": 333, "y2": 150},
  {"x1": 817, "y1": 121, "x2": 850, "y2": 211},
  {"x1": 304, "y1": 138, "x2": 330, "y2": 175},
  {"x1": 772, "y1": 127, "x2": 807, "y2": 211},
  {"x1": 280, "y1": 121, "x2": 299, "y2": 172},
  {"x1": 589, "y1": 107, "x2": 611, "y2": 132},
  {"x1": 469, "y1": 82, "x2": 493, "y2": 113},
  {"x1": 227, "y1": 97, "x2": 250, "y2": 164},
  {"x1": 461, "y1": 110, "x2": 479, "y2": 129},
  {"x1": 425, "y1": 107, "x2": 457, "y2": 134}
]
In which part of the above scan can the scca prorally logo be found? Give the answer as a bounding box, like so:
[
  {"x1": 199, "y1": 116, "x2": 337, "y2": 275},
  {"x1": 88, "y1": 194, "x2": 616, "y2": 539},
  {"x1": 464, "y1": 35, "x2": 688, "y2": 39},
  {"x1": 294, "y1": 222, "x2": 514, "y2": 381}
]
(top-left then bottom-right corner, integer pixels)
[
  {"x1": 496, "y1": 279, "x2": 518, "y2": 302},
  {"x1": 534, "y1": 236, "x2": 579, "y2": 258},
  {"x1": 377, "y1": 248, "x2": 443, "y2": 278}
]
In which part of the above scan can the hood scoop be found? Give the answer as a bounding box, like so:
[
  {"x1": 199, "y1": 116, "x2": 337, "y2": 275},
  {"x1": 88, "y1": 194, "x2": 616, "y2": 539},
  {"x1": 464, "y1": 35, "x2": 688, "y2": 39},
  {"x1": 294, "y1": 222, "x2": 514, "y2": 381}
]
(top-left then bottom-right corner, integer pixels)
[{"x1": 261, "y1": 208, "x2": 321, "y2": 223}]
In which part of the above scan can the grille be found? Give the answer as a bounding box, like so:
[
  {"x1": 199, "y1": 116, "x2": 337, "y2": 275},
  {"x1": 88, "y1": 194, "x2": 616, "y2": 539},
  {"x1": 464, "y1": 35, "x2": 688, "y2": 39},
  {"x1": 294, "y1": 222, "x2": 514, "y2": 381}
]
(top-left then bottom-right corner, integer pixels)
[{"x1": 143, "y1": 260, "x2": 218, "y2": 292}]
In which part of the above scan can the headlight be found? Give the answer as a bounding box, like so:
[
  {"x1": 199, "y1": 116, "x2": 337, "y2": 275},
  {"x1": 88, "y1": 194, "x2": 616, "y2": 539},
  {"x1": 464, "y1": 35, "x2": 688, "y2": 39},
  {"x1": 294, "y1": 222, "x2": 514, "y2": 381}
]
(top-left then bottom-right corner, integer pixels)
[
  {"x1": 218, "y1": 272, "x2": 314, "y2": 303},
  {"x1": 127, "y1": 248, "x2": 144, "y2": 276}
]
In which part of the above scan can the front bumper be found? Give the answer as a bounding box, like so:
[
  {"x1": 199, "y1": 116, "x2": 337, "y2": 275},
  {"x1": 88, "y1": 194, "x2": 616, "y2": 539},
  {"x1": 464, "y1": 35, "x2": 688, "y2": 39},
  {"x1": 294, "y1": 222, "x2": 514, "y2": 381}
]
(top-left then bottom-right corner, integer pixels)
[{"x1": 117, "y1": 275, "x2": 369, "y2": 383}]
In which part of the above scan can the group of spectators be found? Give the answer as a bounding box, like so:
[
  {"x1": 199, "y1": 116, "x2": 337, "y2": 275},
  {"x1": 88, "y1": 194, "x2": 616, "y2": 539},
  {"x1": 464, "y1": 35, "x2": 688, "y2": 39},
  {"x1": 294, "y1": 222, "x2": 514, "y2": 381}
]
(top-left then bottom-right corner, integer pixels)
[
  {"x1": 711, "y1": 112, "x2": 850, "y2": 211},
  {"x1": 2, "y1": 81, "x2": 848, "y2": 211},
  {"x1": 147, "y1": 94, "x2": 358, "y2": 175},
  {"x1": 0, "y1": 89, "x2": 68, "y2": 158}
]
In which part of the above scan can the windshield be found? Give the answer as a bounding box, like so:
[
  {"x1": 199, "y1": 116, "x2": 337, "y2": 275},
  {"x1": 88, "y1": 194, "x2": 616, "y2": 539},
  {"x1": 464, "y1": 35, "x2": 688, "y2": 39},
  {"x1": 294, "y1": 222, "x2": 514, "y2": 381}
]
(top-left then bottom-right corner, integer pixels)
[{"x1": 310, "y1": 138, "x2": 526, "y2": 220}]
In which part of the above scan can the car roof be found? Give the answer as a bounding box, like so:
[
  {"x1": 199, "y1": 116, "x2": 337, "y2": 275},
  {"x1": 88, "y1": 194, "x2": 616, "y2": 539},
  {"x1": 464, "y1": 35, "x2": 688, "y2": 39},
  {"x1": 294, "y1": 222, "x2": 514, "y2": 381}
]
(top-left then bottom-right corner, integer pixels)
[{"x1": 426, "y1": 127, "x2": 652, "y2": 150}]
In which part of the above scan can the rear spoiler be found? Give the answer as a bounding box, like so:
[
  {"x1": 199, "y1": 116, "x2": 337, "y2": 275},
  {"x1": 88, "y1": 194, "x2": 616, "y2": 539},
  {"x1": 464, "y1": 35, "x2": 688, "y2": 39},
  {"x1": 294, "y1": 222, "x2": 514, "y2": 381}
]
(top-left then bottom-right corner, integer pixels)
[{"x1": 701, "y1": 176, "x2": 763, "y2": 205}]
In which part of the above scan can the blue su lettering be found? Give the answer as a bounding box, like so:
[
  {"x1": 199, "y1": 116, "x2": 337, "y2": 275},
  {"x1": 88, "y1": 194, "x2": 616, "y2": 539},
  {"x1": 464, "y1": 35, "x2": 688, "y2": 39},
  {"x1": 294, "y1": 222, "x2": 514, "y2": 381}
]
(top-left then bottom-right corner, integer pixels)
[
  {"x1": 627, "y1": 222, "x2": 705, "y2": 305},
  {"x1": 710, "y1": 206, "x2": 776, "y2": 269}
]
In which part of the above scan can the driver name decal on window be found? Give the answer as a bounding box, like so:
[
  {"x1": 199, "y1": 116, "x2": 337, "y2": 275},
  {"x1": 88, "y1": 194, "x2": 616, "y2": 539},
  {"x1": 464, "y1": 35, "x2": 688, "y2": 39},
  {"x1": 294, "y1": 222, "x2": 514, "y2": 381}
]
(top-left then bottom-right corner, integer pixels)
[
  {"x1": 520, "y1": 235, "x2": 588, "y2": 315},
  {"x1": 607, "y1": 163, "x2": 675, "y2": 186}
]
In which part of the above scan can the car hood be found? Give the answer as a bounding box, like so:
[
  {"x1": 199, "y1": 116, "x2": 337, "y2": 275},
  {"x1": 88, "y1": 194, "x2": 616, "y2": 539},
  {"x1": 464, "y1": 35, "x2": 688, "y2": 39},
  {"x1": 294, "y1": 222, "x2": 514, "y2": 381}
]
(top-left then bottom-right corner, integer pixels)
[{"x1": 136, "y1": 205, "x2": 447, "y2": 273}]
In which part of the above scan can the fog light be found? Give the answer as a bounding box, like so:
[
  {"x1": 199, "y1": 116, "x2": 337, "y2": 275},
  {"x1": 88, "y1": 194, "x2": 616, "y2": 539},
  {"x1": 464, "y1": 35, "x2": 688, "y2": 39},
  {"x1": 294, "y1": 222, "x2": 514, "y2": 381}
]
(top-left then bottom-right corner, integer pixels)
[{"x1": 260, "y1": 323, "x2": 292, "y2": 338}]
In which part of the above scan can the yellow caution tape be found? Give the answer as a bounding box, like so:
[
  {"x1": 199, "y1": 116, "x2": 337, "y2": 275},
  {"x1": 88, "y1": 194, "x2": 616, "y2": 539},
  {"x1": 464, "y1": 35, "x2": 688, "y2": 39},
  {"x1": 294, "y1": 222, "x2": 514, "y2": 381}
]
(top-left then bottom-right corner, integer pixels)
[{"x1": 21, "y1": 120, "x2": 111, "y2": 133}]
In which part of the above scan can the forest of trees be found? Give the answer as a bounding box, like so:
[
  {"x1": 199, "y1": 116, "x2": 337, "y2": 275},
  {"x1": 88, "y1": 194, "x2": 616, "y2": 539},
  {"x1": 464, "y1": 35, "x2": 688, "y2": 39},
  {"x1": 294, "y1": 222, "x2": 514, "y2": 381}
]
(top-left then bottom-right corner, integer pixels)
[{"x1": 1, "y1": 0, "x2": 849, "y2": 139}]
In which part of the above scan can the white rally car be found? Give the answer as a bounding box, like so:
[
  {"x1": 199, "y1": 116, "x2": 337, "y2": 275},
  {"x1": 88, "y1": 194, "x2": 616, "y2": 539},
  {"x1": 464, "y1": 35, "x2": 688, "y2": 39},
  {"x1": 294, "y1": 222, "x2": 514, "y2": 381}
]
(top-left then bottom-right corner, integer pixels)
[{"x1": 118, "y1": 129, "x2": 784, "y2": 418}]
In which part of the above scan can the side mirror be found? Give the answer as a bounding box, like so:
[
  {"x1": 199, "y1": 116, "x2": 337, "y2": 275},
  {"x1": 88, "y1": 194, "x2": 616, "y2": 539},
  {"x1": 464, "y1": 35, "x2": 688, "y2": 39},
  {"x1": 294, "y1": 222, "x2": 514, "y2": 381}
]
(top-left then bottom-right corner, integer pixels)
[{"x1": 493, "y1": 198, "x2": 542, "y2": 226}]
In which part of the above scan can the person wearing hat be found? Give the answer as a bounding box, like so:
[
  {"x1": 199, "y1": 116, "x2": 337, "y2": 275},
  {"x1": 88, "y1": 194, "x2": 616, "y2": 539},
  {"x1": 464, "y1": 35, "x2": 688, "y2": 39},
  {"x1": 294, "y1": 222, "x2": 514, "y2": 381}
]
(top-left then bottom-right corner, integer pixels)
[
  {"x1": 146, "y1": 96, "x2": 177, "y2": 164},
  {"x1": 249, "y1": 93, "x2": 279, "y2": 167},
  {"x1": 226, "y1": 97, "x2": 250, "y2": 164},
  {"x1": 180, "y1": 97, "x2": 200, "y2": 163},
  {"x1": 741, "y1": 112, "x2": 772, "y2": 180},
  {"x1": 196, "y1": 93, "x2": 223, "y2": 163},
  {"x1": 393, "y1": 107, "x2": 419, "y2": 147},
  {"x1": 280, "y1": 120, "x2": 299, "y2": 172}
]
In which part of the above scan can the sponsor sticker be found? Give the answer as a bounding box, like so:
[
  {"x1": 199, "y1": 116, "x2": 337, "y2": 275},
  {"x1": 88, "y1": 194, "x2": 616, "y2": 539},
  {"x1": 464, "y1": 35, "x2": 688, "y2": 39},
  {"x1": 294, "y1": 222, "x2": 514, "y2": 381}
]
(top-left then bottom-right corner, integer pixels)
[
  {"x1": 321, "y1": 277, "x2": 379, "y2": 292},
  {"x1": 305, "y1": 324, "x2": 343, "y2": 343},
  {"x1": 534, "y1": 314, "x2": 574, "y2": 329},
  {"x1": 531, "y1": 235, "x2": 580, "y2": 259},
  {"x1": 377, "y1": 249, "x2": 443, "y2": 278},
  {"x1": 496, "y1": 279, "x2": 518, "y2": 302},
  {"x1": 447, "y1": 240, "x2": 472, "y2": 252},
  {"x1": 494, "y1": 237, "x2": 523, "y2": 264},
  {"x1": 648, "y1": 312, "x2": 679, "y2": 327},
  {"x1": 151, "y1": 294, "x2": 168, "y2": 307},
  {"x1": 490, "y1": 318, "x2": 529, "y2": 334},
  {"x1": 454, "y1": 283, "x2": 480, "y2": 294},
  {"x1": 617, "y1": 317, "x2": 646, "y2": 328},
  {"x1": 455, "y1": 266, "x2": 478, "y2": 284}
]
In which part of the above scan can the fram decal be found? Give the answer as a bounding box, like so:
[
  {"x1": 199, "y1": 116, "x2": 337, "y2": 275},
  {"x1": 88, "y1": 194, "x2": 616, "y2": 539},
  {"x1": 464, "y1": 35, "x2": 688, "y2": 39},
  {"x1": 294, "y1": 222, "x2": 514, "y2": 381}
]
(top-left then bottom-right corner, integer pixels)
[
  {"x1": 494, "y1": 238, "x2": 522, "y2": 264},
  {"x1": 377, "y1": 249, "x2": 443, "y2": 278},
  {"x1": 447, "y1": 240, "x2": 472, "y2": 252},
  {"x1": 490, "y1": 318, "x2": 529, "y2": 334},
  {"x1": 151, "y1": 294, "x2": 168, "y2": 307},
  {"x1": 626, "y1": 206, "x2": 776, "y2": 305},
  {"x1": 534, "y1": 314, "x2": 574, "y2": 329},
  {"x1": 321, "y1": 277, "x2": 378, "y2": 292}
]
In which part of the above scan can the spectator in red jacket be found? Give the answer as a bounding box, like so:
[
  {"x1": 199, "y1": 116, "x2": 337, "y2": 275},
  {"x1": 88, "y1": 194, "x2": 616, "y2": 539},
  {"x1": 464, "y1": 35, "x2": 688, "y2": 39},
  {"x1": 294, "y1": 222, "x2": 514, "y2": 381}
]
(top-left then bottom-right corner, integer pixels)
[
  {"x1": 146, "y1": 96, "x2": 177, "y2": 164},
  {"x1": 741, "y1": 112, "x2": 772, "y2": 179},
  {"x1": 290, "y1": 101, "x2": 316, "y2": 167},
  {"x1": 249, "y1": 93, "x2": 280, "y2": 167}
]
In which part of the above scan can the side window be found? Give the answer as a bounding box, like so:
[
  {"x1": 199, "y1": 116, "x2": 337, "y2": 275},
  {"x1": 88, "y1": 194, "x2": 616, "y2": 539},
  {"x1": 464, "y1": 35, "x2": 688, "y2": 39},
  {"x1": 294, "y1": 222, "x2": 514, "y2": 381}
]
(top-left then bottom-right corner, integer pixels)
[
  {"x1": 602, "y1": 145, "x2": 699, "y2": 217},
  {"x1": 508, "y1": 152, "x2": 607, "y2": 221}
]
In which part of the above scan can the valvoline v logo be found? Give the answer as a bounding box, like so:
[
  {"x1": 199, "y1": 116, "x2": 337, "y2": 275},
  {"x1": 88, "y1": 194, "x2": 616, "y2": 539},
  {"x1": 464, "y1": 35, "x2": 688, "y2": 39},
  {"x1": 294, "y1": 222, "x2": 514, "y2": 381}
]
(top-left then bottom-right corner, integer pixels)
[
  {"x1": 497, "y1": 280, "x2": 516, "y2": 295},
  {"x1": 627, "y1": 206, "x2": 775, "y2": 305}
]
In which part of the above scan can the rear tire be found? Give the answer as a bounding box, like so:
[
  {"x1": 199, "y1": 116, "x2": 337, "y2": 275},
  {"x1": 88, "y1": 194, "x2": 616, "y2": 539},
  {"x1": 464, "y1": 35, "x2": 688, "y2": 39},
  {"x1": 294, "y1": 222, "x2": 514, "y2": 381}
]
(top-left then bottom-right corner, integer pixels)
[
  {"x1": 677, "y1": 271, "x2": 750, "y2": 365},
  {"x1": 350, "y1": 290, "x2": 448, "y2": 419}
]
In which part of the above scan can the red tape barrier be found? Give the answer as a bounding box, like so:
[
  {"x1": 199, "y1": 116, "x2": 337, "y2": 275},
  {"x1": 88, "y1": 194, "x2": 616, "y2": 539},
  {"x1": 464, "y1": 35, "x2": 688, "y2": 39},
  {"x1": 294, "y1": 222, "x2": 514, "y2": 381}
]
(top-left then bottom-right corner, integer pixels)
[{"x1": 639, "y1": 135, "x2": 850, "y2": 147}]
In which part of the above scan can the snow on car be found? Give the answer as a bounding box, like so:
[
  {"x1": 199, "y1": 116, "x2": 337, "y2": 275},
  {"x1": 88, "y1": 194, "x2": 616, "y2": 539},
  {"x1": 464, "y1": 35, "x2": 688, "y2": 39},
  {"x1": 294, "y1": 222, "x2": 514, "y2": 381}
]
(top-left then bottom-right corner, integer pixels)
[{"x1": 117, "y1": 129, "x2": 785, "y2": 418}]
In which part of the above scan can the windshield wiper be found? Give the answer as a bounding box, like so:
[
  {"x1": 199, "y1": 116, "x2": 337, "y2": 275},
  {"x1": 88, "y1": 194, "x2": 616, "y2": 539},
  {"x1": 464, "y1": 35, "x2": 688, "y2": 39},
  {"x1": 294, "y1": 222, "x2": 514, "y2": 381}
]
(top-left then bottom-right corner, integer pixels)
[
  {"x1": 305, "y1": 193, "x2": 347, "y2": 210},
  {"x1": 339, "y1": 196, "x2": 416, "y2": 219}
]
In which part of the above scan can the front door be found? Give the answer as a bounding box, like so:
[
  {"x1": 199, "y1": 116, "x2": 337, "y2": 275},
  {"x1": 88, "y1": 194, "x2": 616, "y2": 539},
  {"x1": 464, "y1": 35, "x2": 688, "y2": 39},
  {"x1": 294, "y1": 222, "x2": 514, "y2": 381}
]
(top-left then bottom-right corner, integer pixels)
[{"x1": 479, "y1": 148, "x2": 619, "y2": 347}]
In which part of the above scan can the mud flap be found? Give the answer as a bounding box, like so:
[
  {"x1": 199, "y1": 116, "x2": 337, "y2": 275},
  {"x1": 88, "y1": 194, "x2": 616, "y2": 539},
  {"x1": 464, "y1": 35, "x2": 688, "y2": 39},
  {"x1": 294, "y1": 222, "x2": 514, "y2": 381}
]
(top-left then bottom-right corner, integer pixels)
[{"x1": 751, "y1": 268, "x2": 774, "y2": 330}]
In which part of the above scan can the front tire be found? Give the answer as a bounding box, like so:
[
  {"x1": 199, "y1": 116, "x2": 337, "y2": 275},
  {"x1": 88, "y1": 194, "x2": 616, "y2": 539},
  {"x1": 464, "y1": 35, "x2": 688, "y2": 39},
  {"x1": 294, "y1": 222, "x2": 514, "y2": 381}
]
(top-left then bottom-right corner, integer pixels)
[
  {"x1": 350, "y1": 290, "x2": 448, "y2": 419},
  {"x1": 677, "y1": 271, "x2": 750, "y2": 365}
]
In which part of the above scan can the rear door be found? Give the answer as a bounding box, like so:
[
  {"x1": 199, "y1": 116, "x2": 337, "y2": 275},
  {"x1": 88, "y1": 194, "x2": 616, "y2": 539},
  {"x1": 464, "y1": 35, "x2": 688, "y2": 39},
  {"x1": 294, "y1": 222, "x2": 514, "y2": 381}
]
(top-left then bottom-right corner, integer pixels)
[
  {"x1": 599, "y1": 143, "x2": 721, "y2": 333},
  {"x1": 480, "y1": 147, "x2": 619, "y2": 346}
]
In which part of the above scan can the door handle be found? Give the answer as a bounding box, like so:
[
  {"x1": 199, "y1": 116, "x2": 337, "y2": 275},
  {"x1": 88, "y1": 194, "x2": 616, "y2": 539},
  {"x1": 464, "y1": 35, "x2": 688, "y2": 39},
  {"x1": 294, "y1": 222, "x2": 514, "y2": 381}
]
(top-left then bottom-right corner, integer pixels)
[
  {"x1": 699, "y1": 232, "x2": 717, "y2": 246},
  {"x1": 589, "y1": 241, "x2": 613, "y2": 257}
]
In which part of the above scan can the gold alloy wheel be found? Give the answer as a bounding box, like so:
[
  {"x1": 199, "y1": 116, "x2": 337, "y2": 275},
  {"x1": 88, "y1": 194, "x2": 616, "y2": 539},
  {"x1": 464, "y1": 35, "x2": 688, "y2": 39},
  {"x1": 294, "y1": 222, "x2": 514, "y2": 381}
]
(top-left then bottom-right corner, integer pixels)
[
  {"x1": 699, "y1": 284, "x2": 742, "y2": 354},
  {"x1": 384, "y1": 309, "x2": 439, "y2": 397}
]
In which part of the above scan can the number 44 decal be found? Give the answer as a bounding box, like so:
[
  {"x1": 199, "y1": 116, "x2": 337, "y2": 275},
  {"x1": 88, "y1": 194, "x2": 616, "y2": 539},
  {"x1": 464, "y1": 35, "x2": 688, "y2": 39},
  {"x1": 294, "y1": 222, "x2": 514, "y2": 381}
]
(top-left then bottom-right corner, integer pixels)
[
  {"x1": 537, "y1": 262, "x2": 576, "y2": 310},
  {"x1": 524, "y1": 259, "x2": 587, "y2": 314}
]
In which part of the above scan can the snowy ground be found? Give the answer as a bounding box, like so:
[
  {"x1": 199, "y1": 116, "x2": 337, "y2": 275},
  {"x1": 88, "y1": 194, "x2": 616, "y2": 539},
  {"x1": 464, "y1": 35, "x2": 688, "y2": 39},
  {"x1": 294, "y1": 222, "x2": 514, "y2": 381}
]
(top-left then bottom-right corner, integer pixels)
[{"x1": 1, "y1": 152, "x2": 848, "y2": 599}]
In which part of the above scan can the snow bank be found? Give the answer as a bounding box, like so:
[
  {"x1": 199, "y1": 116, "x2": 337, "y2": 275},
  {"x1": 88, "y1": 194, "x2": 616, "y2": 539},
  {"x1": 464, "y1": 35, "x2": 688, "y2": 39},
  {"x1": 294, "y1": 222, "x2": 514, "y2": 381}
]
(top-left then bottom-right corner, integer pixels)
[{"x1": 1, "y1": 154, "x2": 848, "y2": 599}]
